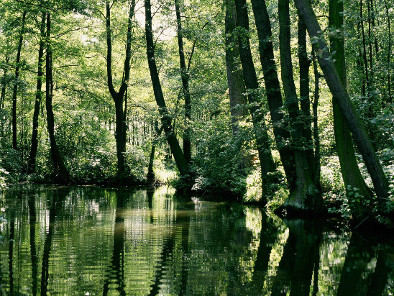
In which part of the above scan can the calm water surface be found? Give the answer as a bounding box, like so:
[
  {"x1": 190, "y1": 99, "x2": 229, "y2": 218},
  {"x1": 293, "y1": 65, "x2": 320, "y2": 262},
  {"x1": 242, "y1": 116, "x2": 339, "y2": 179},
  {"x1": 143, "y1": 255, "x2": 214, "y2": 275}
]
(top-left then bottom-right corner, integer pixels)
[{"x1": 0, "y1": 185, "x2": 392, "y2": 295}]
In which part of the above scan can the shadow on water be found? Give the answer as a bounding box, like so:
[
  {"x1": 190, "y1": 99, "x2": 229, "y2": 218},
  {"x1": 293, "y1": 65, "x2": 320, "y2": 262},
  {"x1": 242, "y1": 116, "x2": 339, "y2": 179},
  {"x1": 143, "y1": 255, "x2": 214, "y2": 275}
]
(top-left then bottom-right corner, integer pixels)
[{"x1": 0, "y1": 185, "x2": 393, "y2": 295}]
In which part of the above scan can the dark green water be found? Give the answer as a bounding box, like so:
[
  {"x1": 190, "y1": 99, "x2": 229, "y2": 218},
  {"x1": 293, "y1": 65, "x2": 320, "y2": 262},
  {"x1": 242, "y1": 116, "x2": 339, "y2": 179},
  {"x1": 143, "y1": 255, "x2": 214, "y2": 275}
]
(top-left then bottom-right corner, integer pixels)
[{"x1": 0, "y1": 185, "x2": 392, "y2": 295}]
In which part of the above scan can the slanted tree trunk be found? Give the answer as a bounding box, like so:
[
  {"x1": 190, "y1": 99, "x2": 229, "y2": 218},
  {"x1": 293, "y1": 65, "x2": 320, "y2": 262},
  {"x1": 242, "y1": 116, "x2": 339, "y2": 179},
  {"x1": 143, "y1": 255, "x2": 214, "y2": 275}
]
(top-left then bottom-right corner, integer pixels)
[
  {"x1": 12, "y1": 11, "x2": 27, "y2": 150},
  {"x1": 45, "y1": 12, "x2": 70, "y2": 183},
  {"x1": 28, "y1": 12, "x2": 46, "y2": 174},
  {"x1": 278, "y1": 0, "x2": 321, "y2": 213},
  {"x1": 234, "y1": 0, "x2": 277, "y2": 202},
  {"x1": 293, "y1": 0, "x2": 389, "y2": 203},
  {"x1": 225, "y1": 0, "x2": 248, "y2": 135},
  {"x1": 145, "y1": 0, "x2": 189, "y2": 177},
  {"x1": 106, "y1": 0, "x2": 136, "y2": 178},
  {"x1": 250, "y1": 0, "x2": 297, "y2": 192},
  {"x1": 329, "y1": 0, "x2": 372, "y2": 220},
  {"x1": 175, "y1": 0, "x2": 192, "y2": 164}
]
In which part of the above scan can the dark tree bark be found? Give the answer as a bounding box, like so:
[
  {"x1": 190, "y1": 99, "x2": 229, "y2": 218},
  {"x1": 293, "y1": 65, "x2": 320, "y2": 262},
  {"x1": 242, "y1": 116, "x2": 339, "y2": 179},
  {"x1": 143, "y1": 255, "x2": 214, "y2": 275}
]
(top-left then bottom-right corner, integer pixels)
[
  {"x1": 225, "y1": 0, "x2": 248, "y2": 135},
  {"x1": 250, "y1": 0, "x2": 297, "y2": 192},
  {"x1": 312, "y1": 50, "x2": 321, "y2": 183},
  {"x1": 271, "y1": 220, "x2": 321, "y2": 296},
  {"x1": 175, "y1": 0, "x2": 192, "y2": 164},
  {"x1": 103, "y1": 192, "x2": 126, "y2": 296},
  {"x1": 45, "y1": 12, "x2": 70, "y2": 183},
  {"x1": 145, "y1": 0, "x2": 189, "y2": 177},
  {"x1": 28, "y1": 12, "x2": 46, "y2": 174},
  {"x1": 360, "y1": 0, "x2": 370, "y2": 96},
  {"x1": 293, "y1": 0, "x2": 389, "y2": 202},
  {"x1": 278, "y1": 0, "x2": 321, "y2": 212},
  {"x1": 106, "y1": 0, "x2": 136, "y2": 178},
  {"x1": 384, "y1": 0, "x2": 391, "y2": 101},
  {"x1": 298, "y1": 12, "x2": 316, "y2": 175},
  {"x1": 234, "y1": 0, "x2": 278, "y2": 201},
  {"x1": 329, "y1": 0, "x2": 372, "y2": 220},
  {"x1": 12, "y1": 11, "x2": 27, "y2": 150},
  {"x1": 0, "y1": 57, "x2": 9, "y2": 138}
]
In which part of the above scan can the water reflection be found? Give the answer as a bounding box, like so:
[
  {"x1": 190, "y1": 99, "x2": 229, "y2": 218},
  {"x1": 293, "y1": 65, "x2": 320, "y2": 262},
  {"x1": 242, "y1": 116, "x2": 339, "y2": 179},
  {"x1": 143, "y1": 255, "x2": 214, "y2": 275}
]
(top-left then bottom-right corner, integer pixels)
[{"x1": 0, "y1": 185, "x2": 392, "y2": 295}]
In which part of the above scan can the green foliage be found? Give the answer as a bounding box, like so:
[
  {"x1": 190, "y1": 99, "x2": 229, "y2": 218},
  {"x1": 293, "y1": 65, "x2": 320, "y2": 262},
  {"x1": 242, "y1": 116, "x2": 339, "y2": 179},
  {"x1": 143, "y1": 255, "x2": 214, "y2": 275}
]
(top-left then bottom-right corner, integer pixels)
[{"x1": 193, "y1": 116, "x2": 252, "y2": 198}]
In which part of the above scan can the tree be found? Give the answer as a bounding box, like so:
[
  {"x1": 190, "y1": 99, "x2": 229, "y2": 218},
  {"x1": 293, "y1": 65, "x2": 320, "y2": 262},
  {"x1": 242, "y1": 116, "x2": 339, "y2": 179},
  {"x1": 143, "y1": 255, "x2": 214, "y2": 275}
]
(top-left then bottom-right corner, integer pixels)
[
  {"x1": 234, "y1": 0, "x2": 278, "y2": 201},
  {"x1": 105, "y1": 0, "x2": 136, "y2": 178},
  {"x1": 250, "y1": 0, "x2": 297, "y2": 192},
  {"x1": 145, "y1": 0, "x2": 189, "y2": 177},
  {"x1": 278, "y1": 0, "x2": 321, "y2": 213},
  {"x1": 45, "y1": 12, "x2": 71, "y2": 183},
  {"x1": 329, "y1": 0, "x2": 372, "y2": 220},
  {"x1": 293, "y1": 0, "x2": 389, "y2": 203},
  {"x1": 175, "y1": 0, "x2": 192, "y2": 164},
  {"x1": 27, "y1": 11, "x2": 46, "y2": 174},
  {"x1": 224, "y1": 0, "x2": 248, "y2": 136},
  {"x1": 11, "y1": 11, "x2": 27, "y2": 150}
]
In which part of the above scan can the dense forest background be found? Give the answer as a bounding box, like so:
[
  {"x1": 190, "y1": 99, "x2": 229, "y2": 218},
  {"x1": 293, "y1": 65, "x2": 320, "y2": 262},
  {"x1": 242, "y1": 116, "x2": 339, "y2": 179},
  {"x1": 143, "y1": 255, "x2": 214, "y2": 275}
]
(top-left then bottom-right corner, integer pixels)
[{"x1": 0, "y1": 0, "x2": 392, "y2": 224}]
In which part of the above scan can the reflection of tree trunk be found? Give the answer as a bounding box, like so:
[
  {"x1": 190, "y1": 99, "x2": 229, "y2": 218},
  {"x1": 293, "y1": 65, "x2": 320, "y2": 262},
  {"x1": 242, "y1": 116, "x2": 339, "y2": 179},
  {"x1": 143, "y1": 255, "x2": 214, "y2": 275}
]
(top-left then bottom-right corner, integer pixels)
[
  {"x1": 271, "y1": 219, "x2": 321, "y2": 296},
  {"x1": 8, "y1": 214, "x2": 15, "y2": 296},
  {"x1": 41, "y1": 188, "x2": 69, "y2": 295},
  {"x1": 367, "y1": 250, "x2": 392, "y2": 295},
  {"x1": 252, "y1": 213, "x2": 278, "y2": 284},
  {"x1": 336, "y1": 232, "x2": 374, "y2": 296},
  {"x1": 28, "y1": 193, "x2": 38, "y2": 296},
  {"x1": 178, "y1": 210, "x2": 190, "y2": 295},
  {"x1": 103, "y1": 191, "x2": 126, "y2": 296},
  {"x1": 148, "y1": 236, "x2": 176, "y2": 296}
]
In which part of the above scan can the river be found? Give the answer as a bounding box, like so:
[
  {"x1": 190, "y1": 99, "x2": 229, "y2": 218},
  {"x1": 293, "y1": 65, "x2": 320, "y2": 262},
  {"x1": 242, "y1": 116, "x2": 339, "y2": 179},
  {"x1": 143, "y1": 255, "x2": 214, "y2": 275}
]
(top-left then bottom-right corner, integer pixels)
[{"x1": 0, "y1": 185, "x2": 392, "y2": 295}]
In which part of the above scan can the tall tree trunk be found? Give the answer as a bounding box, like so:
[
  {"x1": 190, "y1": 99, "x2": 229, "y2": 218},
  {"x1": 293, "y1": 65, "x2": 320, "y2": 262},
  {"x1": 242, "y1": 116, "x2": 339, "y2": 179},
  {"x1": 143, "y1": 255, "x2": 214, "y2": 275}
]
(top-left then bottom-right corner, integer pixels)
[
  {"x1": 250, "y1": 0, "x2": 297, "y2": 192},
  {"x1": 298, "y1": 12, "x2": 316, "y2": 175},
  {"x1": 45, "y1": 13, "x2": 70, "y2": 183},
  {"x1": 360, "y1": 0, "x2": 370, "y2": 98},
  {"x1": 175, "y1": 0, "x2": 192, "y2": 164},
  {"x1": 28, "y1": 12, "x2": 46, "y2": 174},
  {"x1": 329, "y1": 0, "x2": 372, "y2": 220},
  {"x1": 384, "y1": 0, "x2": 391, "y2": 101},
  {"x1": 234, "y1": 0, "x2": 278, "y2": 202},
  {"x1": 225, "y1": 0, "x2": 248, "y2": 135},
  {"x1": 278, "y1": 0, "x2": 321, "y2": 213},
  {"x1": 106, "y1": 0, "x2": 136, "y2": 178},
  {"x1": 312, "y1": 50, "x2": 321, "y2": 183},
  {"x1": 0, "y1": 57, "x2": 8, "y2": 138},
  {"x1": 145, "y1": 0, "x2": 189, "y2": 177},
  {"x1": 293, "y1": 0, "x2": 389, "y2": 203},
  {"x1": 12, "y1": 11, "x2": 27, "y2": 150}
]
